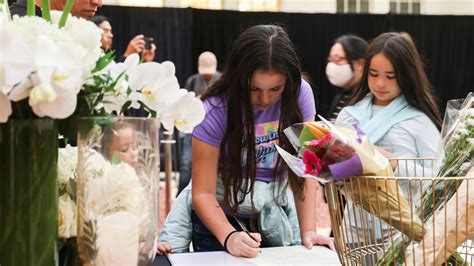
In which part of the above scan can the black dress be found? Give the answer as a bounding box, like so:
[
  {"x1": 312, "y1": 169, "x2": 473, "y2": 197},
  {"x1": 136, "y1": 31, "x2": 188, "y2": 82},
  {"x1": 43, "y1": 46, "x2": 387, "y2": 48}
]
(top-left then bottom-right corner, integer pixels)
[{"x1": 327, "y1": 88, "x2": 354, "y2": 122}]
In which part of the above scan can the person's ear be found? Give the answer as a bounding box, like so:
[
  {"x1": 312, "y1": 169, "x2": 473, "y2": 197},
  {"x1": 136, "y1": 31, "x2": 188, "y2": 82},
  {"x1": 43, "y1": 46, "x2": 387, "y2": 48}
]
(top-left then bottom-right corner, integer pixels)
[{"x1": 353, "y1": 59, "x2": 364, "y2": 72}]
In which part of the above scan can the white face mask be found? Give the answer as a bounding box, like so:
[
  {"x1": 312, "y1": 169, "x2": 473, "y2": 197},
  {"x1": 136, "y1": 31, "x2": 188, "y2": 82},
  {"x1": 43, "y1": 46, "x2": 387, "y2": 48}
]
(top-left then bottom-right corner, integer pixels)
[{"x1": 325, "y1": 62, "x2": 353, "y2": 88}]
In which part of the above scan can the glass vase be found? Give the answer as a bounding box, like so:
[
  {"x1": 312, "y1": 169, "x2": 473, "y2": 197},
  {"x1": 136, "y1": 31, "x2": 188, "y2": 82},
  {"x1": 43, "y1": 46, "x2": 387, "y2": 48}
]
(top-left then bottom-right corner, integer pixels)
[
  {"x1": 0, "y1": 118, "x2": 59, "y2": 266},
  {"x1": 76, "y1": 117, "x2": 160, "y2": 265}
]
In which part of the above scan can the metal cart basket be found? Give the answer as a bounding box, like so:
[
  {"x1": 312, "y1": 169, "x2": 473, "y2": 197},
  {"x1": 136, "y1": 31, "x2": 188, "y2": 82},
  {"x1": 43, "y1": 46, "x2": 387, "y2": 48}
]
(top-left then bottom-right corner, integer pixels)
[{"x1": 325, "y1": 158, "x2": 474, "y2": 265}]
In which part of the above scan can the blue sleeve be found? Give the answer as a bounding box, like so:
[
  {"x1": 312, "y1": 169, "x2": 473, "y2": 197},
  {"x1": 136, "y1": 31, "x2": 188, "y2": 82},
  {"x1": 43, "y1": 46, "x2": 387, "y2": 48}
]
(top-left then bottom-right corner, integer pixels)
[{"x1": 158, "y1": 186, "x2": 193, "y2": 252}]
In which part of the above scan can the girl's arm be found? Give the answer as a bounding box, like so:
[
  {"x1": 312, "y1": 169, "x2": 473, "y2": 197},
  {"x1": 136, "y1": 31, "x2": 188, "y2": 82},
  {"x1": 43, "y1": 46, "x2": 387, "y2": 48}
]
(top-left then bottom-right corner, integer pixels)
[
  {"x1": 294, "y1": 118, "x2": 336, "y2": 250},
  {"x1": 191, "y1": 137, "x2": 261, "y2": 257},
  {"x1": 295, "y1": 168, "x2": 336, "y2": 251}
]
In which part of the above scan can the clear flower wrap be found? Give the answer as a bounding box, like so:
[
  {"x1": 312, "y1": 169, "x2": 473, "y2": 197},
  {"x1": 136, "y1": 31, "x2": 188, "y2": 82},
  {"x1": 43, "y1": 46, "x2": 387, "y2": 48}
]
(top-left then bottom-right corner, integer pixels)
[
  {"x1": 277, "y1": 117, "x2": 425, "y2": 241},
  {"x1": 378, "y1": 92, "x2": 473, "y2": 265}
]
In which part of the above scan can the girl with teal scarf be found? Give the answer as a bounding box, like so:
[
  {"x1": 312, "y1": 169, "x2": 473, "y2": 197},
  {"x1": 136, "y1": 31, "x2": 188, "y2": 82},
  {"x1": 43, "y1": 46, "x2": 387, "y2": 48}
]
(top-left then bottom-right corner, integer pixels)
[{"x1": 335, "y1": 32, "x2": 442, "y2": 243}]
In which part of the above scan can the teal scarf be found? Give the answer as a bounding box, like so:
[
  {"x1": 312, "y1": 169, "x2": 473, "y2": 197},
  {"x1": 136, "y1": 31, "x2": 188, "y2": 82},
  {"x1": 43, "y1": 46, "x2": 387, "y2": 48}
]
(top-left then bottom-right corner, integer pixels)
[{"x1": 344, "y1": 93, "x2": 424, "y2": 143}]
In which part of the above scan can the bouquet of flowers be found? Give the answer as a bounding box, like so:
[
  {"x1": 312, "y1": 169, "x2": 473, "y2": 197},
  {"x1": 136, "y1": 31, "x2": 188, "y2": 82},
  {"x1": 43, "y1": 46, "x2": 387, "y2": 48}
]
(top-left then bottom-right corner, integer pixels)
[
  {"x1": 277, "y1": 116, "x2": 425, "y2": 241},
  {"x1": 378, "y1": 93, "x2": 473, "y2": 265},
  {"x1": 0, "y1": 8, "x2": 102, "y2": 122},
  {"x1": 0, "y1": 0, "x2": 205, "y2": 131},
  {"x1": 1, "y1": 2, "x2": 206, "y2": 265}
]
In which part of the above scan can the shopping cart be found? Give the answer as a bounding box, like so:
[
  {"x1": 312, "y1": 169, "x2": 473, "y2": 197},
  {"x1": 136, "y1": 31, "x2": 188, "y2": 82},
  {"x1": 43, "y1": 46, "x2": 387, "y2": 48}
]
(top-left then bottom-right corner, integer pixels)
[{"x1": 325, "y1": 158, "x2": 474, "y2": 265}]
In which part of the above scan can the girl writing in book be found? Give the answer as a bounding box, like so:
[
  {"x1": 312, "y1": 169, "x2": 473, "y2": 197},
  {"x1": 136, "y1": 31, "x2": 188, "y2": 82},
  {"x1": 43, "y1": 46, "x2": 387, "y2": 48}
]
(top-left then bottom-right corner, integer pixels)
[
  {"x1": 188, "y1": 24, "x2": 334, "y2": 258},
  {"x1": 335, "y1": 32, "x2": 442, "y2": 242}
]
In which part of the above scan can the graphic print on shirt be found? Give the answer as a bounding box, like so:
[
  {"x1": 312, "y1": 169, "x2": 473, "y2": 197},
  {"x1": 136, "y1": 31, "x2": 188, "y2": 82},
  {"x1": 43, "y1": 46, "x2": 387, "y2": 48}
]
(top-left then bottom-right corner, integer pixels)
[{"x1": 255, "y1": 120, "x2": 279, "y2": 169}]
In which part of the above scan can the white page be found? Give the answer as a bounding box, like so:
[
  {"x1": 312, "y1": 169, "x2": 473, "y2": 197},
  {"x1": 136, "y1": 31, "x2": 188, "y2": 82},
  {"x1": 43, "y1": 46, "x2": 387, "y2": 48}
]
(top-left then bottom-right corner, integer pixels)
[
  {"x1": 169, "y1": 246, "x2": 340, "y2": 265},
  {"x1": 169, "y1": 251, "x2": 256, "y2": 266},
  {"x1": 244, "y1": 246, "x2": 341, "y2": 265}
]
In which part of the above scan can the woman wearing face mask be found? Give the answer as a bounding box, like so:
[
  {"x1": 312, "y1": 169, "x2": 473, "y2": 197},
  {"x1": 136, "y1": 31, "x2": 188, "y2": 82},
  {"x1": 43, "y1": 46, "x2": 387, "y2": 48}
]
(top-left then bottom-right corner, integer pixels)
[{"x1": 326, "y1": 34, "x2": 368, "y2": 121}]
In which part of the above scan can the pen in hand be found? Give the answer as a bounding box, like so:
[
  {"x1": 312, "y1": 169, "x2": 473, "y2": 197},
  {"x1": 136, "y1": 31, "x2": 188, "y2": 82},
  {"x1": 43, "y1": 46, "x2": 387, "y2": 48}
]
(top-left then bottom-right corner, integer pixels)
[{"x1": 233, "y1": 215, "x2": 262, "y2": 254}]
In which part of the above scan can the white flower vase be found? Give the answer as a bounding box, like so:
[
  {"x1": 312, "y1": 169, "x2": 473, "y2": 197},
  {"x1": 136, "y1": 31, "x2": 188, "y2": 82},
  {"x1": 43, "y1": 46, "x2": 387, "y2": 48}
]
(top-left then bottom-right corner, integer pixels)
[{"x1": 76, "y1": 117, "x2": 160, "y2": 265}]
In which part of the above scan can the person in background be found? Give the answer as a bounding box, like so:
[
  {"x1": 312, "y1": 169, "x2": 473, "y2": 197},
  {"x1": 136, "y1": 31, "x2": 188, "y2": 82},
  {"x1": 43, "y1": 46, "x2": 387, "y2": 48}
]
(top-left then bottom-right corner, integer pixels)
[
  {"x1": 177, "y1": 51, "x2": 222, "y2": 196},
  {"x1": 10, "y1": 0, "x2": 102, "y2": 18},
  {"x1": 335, "y1": 32, "x2": 442, "y2": 243},
  {"x1": 322, "y1": 35, "x2": 368, "y2": 236},
  {"x1": 191, "y1": 25, "x2": 335, "y2": 258},
  {"x1": 91, "y1": 15, "x2": 156, "y2": 63},
  {"x1": 326, "y1": 34, "x2": 368, "y2": 121},
  {"x1": 185, "y1": 51, "x2": 222, "y2": 97},
  {"x1": 91, "y1": 15, "x2": 156, "y2": 118}
]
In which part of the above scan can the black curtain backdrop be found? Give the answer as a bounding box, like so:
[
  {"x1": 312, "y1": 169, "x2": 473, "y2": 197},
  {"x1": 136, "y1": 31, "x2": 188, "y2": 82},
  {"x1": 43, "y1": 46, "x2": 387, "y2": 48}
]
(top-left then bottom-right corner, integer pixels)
[
  {"x1": 97, "y1": 6, "x2": 473, "y2": 116},
  {"x1": 98, "y1": 6, "x2": 193, "y2": 88}
]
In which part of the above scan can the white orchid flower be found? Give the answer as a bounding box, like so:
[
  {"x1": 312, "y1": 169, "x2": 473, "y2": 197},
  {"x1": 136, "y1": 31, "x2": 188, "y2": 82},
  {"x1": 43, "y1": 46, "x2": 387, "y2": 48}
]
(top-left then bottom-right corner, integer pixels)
[
  {"x1": 161, "y1": 90, "x2": 205, "y2": 133},
  {"x1": 0, "y1": 1, "x2": 11, "y2": 25},
  {"x1": 128, "y1": 61, "x2": 181, "y2": 116},
  {"x1": 100, "y1": 61, "x2": 129, "y2": 114},
  {"x1": 28, "y1": 35, "x2": 83, "y2": 119},
  {"x1": 50, "y1": 11, "x2": 102, "y2": 76},
  {"x1": 122, "y1": 53, "x2": 140, "y2": 71},
  {"x1": 0, "y1": 27, "x2": 34, "y2": 95},
  {"x1": 0, "y1": 91, "x2": 12, "y2": 123},
  {"x1": 101, "y1": 54, "x2": 141, "y2": 114}
]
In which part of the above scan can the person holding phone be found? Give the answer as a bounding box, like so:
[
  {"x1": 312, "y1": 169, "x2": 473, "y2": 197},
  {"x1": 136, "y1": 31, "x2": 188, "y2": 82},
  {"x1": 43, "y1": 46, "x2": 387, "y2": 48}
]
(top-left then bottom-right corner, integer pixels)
[{"x1": 91, "y1": 15, "x2": 156, "y2": 63}]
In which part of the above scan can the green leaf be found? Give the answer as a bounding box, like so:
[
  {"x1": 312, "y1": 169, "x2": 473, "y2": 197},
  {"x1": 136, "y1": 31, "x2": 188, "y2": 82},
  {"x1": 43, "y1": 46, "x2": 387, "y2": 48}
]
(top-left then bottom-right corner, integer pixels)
[
  {"x1": 92, "y1": 51, "x2": 115, "y2": 73},
  {"x1": 27, "y1": 0, "x2": 35, "y2": 16},
  {"x1": 58, "y1": 0, "x2": 74, "y2": 28},
  {"x1": 299, "y1": 126, "x2": 315, "y2": 146},
  {"x1": 120, "y1": 100, "x2": 132, "y2": 114},
  {"x1": 111, "y1": 152, "x2": 122, "y2": 164},
  {"x1": 137, "y1": 100, "x2": 155, "y2": 117},
  {"x1": 41, "y1": 0, "x2": 51, "y2": 21}
]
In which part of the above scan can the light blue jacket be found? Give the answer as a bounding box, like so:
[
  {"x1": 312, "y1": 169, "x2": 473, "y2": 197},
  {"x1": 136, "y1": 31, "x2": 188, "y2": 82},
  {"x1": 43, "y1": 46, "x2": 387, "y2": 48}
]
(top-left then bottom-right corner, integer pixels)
[{"x1": 159, "y1": 180, "x2": 302, "y2": 252}]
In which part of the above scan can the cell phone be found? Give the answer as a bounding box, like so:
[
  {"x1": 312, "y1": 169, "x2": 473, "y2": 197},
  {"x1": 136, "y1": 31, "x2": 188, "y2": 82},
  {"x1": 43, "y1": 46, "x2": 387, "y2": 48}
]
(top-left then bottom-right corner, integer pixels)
[{"x1": 144, "y1": 37, "x2": 154, "y2": 50}]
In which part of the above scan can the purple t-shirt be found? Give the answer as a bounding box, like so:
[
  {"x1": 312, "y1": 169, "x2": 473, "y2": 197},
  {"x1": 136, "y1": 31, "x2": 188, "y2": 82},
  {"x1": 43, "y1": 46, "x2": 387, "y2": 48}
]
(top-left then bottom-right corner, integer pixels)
[{"x1": 193, "y1": 80, "x2": 316, "y2": 182}]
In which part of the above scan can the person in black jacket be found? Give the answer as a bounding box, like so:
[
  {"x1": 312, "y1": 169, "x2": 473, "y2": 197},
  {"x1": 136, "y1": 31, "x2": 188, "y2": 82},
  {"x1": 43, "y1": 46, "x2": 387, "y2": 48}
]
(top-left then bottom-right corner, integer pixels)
[
  {"x1": 325, "y1": 34, "x2": 368, "y2": 121},
  {"x1": 91, "y1": 15, "x2": 156, "y2": 63}
]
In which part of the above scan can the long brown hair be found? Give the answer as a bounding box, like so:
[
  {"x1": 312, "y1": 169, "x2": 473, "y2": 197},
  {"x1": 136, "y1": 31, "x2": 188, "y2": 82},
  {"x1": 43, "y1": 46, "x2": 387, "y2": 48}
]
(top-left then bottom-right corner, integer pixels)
[
  {"x1": 201, "y1": 25, "x2": 305, "y2": 211},
  {"x1": 349, "y1": 32, "x2": 442, "y2": 129}
]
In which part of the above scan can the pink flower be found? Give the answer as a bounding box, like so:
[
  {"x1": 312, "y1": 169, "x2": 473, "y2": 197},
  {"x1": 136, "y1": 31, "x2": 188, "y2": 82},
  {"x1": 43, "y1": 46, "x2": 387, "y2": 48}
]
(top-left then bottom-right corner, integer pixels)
[
  {"x1": 308, "y1": 133, "x2": 334, "y2": 148},
  {"x1": 302, "y1": 150, "x2": 322, "y2": 176}
]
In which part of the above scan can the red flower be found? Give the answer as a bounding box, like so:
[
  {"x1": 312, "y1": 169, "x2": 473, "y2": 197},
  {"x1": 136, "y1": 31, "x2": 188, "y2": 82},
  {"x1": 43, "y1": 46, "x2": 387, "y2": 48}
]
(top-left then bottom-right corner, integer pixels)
[{"x1": 302, "y1": 150, "x2": 322, "y2": 176}]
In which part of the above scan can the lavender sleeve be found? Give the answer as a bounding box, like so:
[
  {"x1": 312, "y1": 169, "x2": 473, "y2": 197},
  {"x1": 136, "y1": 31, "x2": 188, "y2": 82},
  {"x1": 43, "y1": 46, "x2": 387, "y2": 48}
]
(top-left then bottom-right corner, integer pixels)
[
  {"x1": 299, "y1": 80, "x2": 316, "y2": 121},
  {"x1": 192, "y1": 97, "x2": 227, "y2": 148}
]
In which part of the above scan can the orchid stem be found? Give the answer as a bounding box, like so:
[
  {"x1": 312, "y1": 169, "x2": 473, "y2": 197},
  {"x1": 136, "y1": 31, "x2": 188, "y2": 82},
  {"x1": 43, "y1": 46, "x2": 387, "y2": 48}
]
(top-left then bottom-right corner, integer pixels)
[
  {"x1": 58, "y1": 0, "x2": 74, "y2": 28},
  {"x1": 41, "y1": 0, "x2": 51, "y2": 21},
  {"x1": 27, "y1": 0, "x2": 35, "y2": 16}
]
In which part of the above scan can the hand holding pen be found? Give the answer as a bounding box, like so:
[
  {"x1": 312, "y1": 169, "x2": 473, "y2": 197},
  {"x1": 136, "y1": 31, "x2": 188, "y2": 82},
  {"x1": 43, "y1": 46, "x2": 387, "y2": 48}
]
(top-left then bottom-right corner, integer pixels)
[{"x1": 224, "y1": 215, "x2": 261, "y2": 258}]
